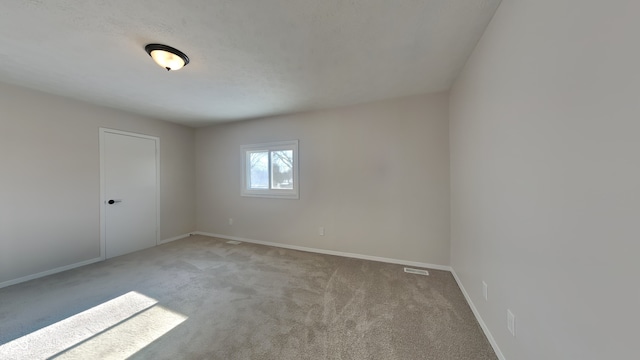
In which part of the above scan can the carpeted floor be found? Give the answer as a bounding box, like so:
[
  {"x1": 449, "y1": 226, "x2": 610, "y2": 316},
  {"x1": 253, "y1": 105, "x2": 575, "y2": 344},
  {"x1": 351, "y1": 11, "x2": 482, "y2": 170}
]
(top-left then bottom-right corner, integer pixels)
[{"x1": 0, "y1": 235, "x2": 497, "y2": 360}]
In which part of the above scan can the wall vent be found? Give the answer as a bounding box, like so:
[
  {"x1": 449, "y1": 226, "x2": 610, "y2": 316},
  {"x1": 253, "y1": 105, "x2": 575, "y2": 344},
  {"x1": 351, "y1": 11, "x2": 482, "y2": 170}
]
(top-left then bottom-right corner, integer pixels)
[{"x1": 404, "y1": 267, "x2": 429, "y2": 276}]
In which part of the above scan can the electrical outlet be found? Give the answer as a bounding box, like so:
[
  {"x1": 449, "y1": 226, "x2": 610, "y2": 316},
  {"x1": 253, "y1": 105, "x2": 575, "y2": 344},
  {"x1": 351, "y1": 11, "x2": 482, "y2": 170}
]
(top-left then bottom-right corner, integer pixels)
[
  {"x1": 507, "y1": 309, "x2": 516, "y2": 337},
  {"x1": 318, "y1": 226, "x2": 325, "y2": 236},
  {"x1": 228, "y1": 218, "x2": 233, "y2": 226},
  {"x1": 482, "y1": 281, "x2": 488, "y2": 301}
]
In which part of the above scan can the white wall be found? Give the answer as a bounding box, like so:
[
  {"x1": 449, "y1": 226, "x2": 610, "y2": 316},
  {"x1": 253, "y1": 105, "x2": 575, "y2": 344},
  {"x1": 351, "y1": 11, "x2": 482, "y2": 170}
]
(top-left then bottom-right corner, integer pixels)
[
  {"x1": 450, "y1": 0, "x2": 640, "y2": 359},
  {"x1": 196, "y1": 93, "x2": 450, "y2": 266},
  {"x1": 0, "y1": 83, "x2": 196, "y2": 285}
]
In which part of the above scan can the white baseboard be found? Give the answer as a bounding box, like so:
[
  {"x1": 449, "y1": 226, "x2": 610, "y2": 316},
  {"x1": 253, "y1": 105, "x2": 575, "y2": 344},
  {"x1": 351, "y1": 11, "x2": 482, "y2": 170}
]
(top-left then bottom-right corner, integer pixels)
[
  {"x1": 193, "y1": 231, "x2": 452, "y2": 271},
  {"x1": 159, "y1": 233, "x2": 192, "y2": 245},
  {"x1": 0, "y1": 256, "x2": 103, "y2": 290},
  {"x1": 451, "y1": 268, "x2": 506, "y2": 360},
  {"x1": 1, "y1": 233, "x2": 193, "y2": 289}
]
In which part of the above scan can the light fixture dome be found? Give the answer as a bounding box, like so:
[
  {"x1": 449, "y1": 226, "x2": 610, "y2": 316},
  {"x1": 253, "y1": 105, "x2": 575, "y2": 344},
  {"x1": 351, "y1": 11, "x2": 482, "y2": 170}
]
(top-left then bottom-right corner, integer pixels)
[{"x1": 145, "y1": 44, "x2": 189, "y2": 71}]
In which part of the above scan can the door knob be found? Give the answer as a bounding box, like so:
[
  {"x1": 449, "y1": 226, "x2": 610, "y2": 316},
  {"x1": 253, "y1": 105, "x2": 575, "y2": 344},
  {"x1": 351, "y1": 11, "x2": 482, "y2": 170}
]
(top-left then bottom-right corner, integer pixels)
[{"x1": 107, "y1": 199, "x2": 122, "y2": 204}]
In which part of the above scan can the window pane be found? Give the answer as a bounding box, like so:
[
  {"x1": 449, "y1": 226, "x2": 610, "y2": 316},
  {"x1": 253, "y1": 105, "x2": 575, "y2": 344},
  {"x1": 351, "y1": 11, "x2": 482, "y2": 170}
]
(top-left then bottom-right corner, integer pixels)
[
  {"x1": 271, "y1": 150, "x2": 293, "y2": 189},
  {"x1": 241, "y1": 140, "x2": 298, "y2": 199},
  {"x1": 248, "y1": 151, "x2": 269, "y2": 189}
]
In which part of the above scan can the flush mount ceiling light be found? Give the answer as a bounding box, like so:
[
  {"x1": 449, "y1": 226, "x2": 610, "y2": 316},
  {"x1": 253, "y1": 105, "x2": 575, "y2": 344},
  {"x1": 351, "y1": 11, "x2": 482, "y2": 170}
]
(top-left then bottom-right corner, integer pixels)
[{"x1": 145, "y1": 44, "x2": 190, "y2": 71}]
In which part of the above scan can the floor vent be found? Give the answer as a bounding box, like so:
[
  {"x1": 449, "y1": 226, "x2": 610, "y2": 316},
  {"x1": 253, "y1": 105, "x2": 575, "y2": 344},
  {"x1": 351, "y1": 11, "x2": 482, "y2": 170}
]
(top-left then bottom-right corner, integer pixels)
[
  {"x1": 226, "y1": 240, "x2": 242, "y2": 245},
  {"x1": 404, "y1": 267, "x2": 429, "y2": 276}
]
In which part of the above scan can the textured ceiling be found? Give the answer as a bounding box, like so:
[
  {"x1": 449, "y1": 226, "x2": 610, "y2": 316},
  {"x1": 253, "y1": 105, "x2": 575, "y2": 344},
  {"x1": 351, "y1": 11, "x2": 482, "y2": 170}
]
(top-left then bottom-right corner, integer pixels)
[{"x1": 0, "y1": 0, "x2": 501, "y2": 127}]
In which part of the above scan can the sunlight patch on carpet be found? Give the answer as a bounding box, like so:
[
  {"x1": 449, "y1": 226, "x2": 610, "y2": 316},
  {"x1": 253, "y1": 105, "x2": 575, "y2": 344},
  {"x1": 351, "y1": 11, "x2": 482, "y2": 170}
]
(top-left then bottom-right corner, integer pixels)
[
  {"x1": 55, "y1": 305, "x2": 187, "y2": 359},
  {"x1": 0, "y1": 291, "x2": 187, "y2": 360}
]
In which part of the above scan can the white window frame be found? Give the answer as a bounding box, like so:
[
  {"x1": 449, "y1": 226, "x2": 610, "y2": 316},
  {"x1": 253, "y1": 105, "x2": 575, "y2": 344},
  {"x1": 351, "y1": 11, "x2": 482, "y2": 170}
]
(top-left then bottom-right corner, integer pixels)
[{"x1": 241, "y1": 140, "x2": 299, "y2": 199}]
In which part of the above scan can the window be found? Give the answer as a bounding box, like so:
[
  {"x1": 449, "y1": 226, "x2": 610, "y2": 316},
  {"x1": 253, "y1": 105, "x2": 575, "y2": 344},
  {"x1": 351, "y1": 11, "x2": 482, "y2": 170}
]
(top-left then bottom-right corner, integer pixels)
[{"x1": 241, "y1": 140, "x2": 299, "y2": 199}]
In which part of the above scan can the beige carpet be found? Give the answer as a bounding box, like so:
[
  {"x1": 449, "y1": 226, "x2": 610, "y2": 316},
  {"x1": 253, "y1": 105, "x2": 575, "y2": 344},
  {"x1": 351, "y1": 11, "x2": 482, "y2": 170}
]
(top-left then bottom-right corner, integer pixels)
[{"x1": 0, "y1": 235, "x2": 497, "y2": 360}]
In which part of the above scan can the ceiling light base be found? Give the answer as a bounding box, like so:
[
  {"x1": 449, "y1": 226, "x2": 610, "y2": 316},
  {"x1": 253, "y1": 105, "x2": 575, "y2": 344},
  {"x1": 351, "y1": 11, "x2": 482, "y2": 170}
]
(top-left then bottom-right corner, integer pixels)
[{"x1": 145, "y1": 44, "x2": 190, "y2": 71}]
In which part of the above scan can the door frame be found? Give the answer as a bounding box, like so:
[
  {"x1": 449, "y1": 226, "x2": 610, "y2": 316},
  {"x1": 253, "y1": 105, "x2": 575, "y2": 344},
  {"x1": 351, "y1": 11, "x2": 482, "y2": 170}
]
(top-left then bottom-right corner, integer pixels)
[{"x1": 99, "y1": 128, "x2": 160, "y2": 260}]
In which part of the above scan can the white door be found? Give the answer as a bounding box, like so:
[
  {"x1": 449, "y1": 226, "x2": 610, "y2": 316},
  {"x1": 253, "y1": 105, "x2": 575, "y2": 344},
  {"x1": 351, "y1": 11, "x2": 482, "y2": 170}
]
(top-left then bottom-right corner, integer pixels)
[{"x1": 101, "y1": 129, "x2": 159, "y2": 259}]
